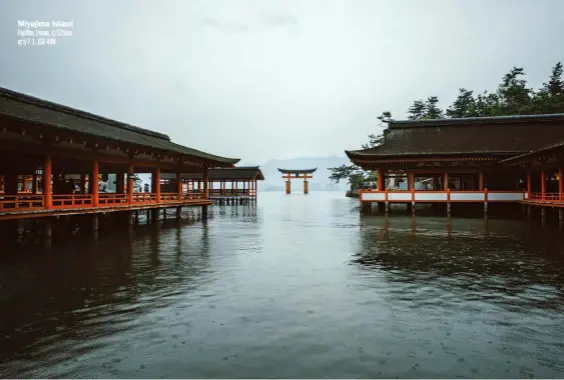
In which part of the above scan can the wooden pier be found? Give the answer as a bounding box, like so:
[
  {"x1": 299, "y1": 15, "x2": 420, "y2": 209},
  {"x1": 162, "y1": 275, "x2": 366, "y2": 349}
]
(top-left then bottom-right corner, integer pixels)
[
  {"x1": 0, "y1": 87, "x2": 240, "y2": 229},
  {"x1": 161, "y1": 166, "x2": 264, "y2": 206}
]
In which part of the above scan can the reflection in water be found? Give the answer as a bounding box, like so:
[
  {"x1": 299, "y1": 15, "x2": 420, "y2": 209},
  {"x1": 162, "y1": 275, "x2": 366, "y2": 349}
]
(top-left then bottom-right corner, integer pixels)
[{"x1": 1, "y1": 194, "x2": 564, "y2": 378}]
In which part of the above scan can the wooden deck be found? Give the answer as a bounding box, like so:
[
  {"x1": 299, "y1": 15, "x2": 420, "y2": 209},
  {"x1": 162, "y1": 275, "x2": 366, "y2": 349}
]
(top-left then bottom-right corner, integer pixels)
[
  {"x1": 0, "y1": 192, "x2": 210, "y2": 220},
  {"x1": 518, "y1": 192, "x2": 564, "y2": 208}
]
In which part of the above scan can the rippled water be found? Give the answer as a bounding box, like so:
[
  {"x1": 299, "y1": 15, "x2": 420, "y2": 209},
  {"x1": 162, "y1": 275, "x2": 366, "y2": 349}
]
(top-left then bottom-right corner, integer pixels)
[{"x1": 1, "y1": 192, "x2": 564, "y2": 378}]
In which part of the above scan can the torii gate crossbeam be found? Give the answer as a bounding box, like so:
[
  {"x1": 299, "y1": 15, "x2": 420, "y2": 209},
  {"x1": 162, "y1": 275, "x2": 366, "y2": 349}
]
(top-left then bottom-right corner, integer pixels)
[{"x1": 278, "y1": 168, "x2": 317, "y2": 195}]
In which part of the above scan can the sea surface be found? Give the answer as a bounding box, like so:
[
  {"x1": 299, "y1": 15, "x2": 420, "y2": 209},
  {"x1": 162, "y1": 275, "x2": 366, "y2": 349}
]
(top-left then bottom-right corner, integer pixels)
[{"x1": 1, "y1": 192, "x2": 564, "y2": 378}]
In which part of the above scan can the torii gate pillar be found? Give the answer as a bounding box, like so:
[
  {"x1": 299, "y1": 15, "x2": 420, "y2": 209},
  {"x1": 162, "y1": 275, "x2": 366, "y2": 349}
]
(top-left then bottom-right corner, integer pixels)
[{"x1": 278, "y1": 168, "x2": 317, "y2": 195}]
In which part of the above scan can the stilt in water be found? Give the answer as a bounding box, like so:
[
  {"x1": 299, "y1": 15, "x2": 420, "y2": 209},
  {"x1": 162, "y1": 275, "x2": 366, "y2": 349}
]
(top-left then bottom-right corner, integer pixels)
[
  {"x1": 40, "y1": 218, "x2": 52, "y2": 246},
  {"x1": 202, "y1": 204, "x2": 208, "y2": 219},
  {"x1": 541, "y1": 207, "x2": 546, "y2": 225},
  {"x1": 176, "y1": 206, "x2": 182, "y2": 220},
  {"x1": 559, "y1": 209, "x2": 563, "y2": 227},
  {"x1": 361, "y1": 202, "x2": 371, "y2": 213},
  {"x1": 447, "y1": 202, "x2": 451, "y2": 217}
]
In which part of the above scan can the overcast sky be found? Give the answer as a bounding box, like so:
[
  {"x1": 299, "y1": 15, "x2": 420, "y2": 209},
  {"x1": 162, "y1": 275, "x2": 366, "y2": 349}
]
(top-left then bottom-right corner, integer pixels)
[{"x1": 1, "y1": 0, "x2": 563, "y2": 164}]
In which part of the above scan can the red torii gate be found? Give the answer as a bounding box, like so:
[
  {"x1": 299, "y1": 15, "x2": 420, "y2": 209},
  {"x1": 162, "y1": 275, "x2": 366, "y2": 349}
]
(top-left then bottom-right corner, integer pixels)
[{"x1": 278, "y1": 168, "x2": 317, "y2": 194}]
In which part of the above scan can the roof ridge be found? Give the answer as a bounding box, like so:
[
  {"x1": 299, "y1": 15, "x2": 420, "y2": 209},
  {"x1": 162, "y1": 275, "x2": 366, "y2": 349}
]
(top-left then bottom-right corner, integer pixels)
[
  {"x1": 389, "y1": 113, "x2": 564, "y2": 127},
  {"x1": 0, "y1": 86, "x2": 171, "y2": 141}
]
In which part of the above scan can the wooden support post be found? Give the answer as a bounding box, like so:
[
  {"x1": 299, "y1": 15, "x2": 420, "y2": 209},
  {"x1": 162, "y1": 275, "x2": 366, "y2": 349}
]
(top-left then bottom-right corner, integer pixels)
[
  {"x1": 44, "y1": 218, "x2": 53, "y2": 237},
  {"x1": 285, "y1": 178, "x2": 291, "y2": 194},
  {"x1": 559, "y1": 168, "x2": 563, "y2": 202},
  {"x1": 176, "y1": 206, "x2": 182, "y2": 219},
  {"x1": 541, "y1": 207, "x2": 546, "y2": 224},
  {"x1": 92, "y1": 159, "x2": 99, "y2": 207},
  {"x1": 541, "y1": 171, "x2": 546, "y2": 201},
  {"x1": 447, "y1": 188, "x2": 451, "y2": 216},
  {"x1": 304, "y1": 180, "x2": 309, "y2": 195},
  {"x1": 377, "y1": 169, "x2": 384, "y2": 191},
  {"x1": 92, "y1": 214, "x2": 99, "y2": 231},
  {"x1": 128, "y1": 164, "x2": 134, "y2": 204},
  {"x1": 484, "y1": 187, "x2": 488, "y2": 215},
  {"x1": 558, "y1": 209, "x2": 563, "y2": 227},
  {"x1": 177, "y1": 169, "x2": 182, "y2": 200},
  {"x1": 443, "y1": 173, "x2": 449, "y2": 191},
  {"x1": 44, "y1": 154, "x2": 53, "y2": 209},
  {"x1": 116, "y1": 172, "x2": 125, "y2": 193},
  {"x1": 479, "y1": 172, "x2": 484, "y2": 191},
  {"x1": 527, "y1": 171, "x2": 531, "y2": 200},
  {"x1": 407, "y1": 172, "x2": 414, "y2": 190},
  {"x1": 203, "y1": 167, "x2": 209, "y2": 199},
  {"x1": 202, "y1": 166, "x2": 209, "y2": 218},
  {"x1": 154, "y1": 167, "x2": 161, "y2": 203},
  {"x1": 32, "y1": 173, "x2": 38, "y2": 194}
]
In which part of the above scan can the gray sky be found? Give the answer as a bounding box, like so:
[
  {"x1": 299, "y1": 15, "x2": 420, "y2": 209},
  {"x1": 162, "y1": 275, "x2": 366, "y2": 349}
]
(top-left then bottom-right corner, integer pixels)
[{"x1": 1, "y1": 0, "x2": 563, "y2": 164}]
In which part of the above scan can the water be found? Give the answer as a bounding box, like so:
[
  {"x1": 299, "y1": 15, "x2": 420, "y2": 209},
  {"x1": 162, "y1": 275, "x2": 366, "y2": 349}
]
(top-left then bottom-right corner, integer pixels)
[{"x1": 1, "y1": 192, "x2": 564, "y2": 378}]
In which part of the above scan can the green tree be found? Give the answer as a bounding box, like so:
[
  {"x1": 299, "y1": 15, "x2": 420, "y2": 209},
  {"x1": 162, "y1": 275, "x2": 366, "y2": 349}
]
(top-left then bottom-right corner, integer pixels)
[
  {"x1": 533, "y1": 62, "x2": 564, "y2": 113},
  {"x1": 497, "y1": 67, "x2": 532, "y2": 115},
  {"x1": 407, "y1": 100, "x2": 426, "y2": 120},
  {"x1": 446, "y1": 88, "x2": 475, "y2": 118},
  {"x1": 423, "y1": 96, "x2": 443, "y2": 119}
]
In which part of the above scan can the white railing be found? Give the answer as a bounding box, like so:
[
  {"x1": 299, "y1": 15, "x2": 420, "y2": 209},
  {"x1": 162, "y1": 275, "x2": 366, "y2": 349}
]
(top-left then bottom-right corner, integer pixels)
[{"x1": 360, "y1": 189, "x2": 526, "y2": 203}]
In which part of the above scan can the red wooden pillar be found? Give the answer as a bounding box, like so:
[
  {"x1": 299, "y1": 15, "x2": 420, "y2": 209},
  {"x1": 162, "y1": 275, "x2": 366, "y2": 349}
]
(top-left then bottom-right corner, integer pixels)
[
  {"x1": 32, "y1": 173, "x2": 38, "y2": 194},
  {"x1": 377, "y1": 169, "x2": 383, "y2": 191},
  {"x1": 541, "y1": 171, "x2": 546, "y2": 201},
  {"x1": 154, "y1": 167, "x2": 161, "y2": 202},
  {"x1": 527, "y1": 171, "x2": 531, "y2": 199},
  {"x1": 559, "y1": 168, "x2": 563, "y2": 202},
  {"x1": 407, "y1": 172, "x2": 414, "y2": 190},
  {"x1": 443, "y1": 173, "x2": 449, "y2": 191},
  {"x1": 128, "y1": 164, "x2": 134, "y2": 204},
  {"x1": 479, "y1": 172, "x2": 484, "y2": 191},
  {"x1": 177, "y1": 169, "x2": 183, "y2": 200},
  {"x1": 43, "y1": 154, "x2": 53, "y2": 209},
  {"x1": 92, "y1": 159, "x2": 99, "y2": 207},
  {"x1": 203, "y1": 167, "x2": 209, "y2": 199}
]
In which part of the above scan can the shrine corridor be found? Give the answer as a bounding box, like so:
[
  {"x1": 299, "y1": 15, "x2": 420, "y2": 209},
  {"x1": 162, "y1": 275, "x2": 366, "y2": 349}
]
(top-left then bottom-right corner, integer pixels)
[{"x1": 1, "y1": 192, "x2": 564, "y2": 378}]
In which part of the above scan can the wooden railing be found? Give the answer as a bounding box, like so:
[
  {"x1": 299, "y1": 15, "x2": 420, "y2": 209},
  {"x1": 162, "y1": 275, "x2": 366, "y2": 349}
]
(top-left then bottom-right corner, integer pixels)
[
  {"x1": 52, "y1": 194, "x2": 93, "y2": 208},
  {"x1": 0, "y1": 191, "x2": 212, "y2": 215},
  {"x1": 182, "y1": 192, "x2": 207, "y2": 200},
  {"x1": 210, "y1": 189, "x2": 256, "y2": 196},
  {"x1": 529, "y1": 192, "x2": 563, "y2": 202},
  {"x1": 133, "y1": 193, "x2": 157, "y2": 203},
  {"x1": 160, "y1": 192, "x2": 180, "y2": 202},
  {"x1": 98, "y1": 193, "x2": 128, "y2": 206},
  {"x1": 0, "y1": 195, "x2": 44, "y2": 209}
]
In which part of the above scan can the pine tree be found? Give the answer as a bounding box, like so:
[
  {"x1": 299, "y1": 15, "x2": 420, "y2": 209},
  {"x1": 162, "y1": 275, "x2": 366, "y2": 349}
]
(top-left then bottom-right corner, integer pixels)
[
  {"x1": 497, "y1": 67, "x2": 532, "y2": 115},
  {"x1": 423, "y1": 96, "x2": 443, "y2": 119},
  {"x1": 407, "y1": 100, "x2": 426, "y2": 120},
  {"x1": 446, "y1": 89, "x2": 475, "y2": 118}
]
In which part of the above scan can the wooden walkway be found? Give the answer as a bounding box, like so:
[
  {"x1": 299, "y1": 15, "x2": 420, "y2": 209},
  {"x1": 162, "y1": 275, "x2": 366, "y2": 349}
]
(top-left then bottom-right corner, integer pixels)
[{"x1": 0, "y1": 192, "x2": 210, "y2": 220}]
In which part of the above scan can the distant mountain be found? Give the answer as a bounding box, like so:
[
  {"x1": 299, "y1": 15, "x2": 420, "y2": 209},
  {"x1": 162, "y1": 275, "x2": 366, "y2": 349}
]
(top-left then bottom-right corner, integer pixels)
[{"x1": 240, "y1": 155, "x2": 350, "y2": 191}]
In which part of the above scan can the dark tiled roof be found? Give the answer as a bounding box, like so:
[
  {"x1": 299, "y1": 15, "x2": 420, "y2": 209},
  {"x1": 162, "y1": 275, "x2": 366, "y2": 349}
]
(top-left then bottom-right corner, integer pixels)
[
  {"x1": 0, "y1": 87, "x2": 239, "y2": 166},
  {"x1": 346, "y1": 115, "x2": 564, "y2": 159},
  {"x1": 388, "y1": 113, "x2": 564, "y2": 127},
  {"x1": 499, "y1": 140, "x2": 564, "y2": 165},
  {"x1": 161, "y1": 167, "x2": 265, "y2": 180},
  {"x1": 277, "y1": 168, "x2": 317, "y2": 174}
]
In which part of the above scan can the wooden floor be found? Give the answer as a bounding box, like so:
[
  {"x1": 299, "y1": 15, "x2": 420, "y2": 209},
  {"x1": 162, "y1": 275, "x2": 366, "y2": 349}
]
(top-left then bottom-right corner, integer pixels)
[{"x1": 0, "y1": 193, "x2": 212, "y2": 220}]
